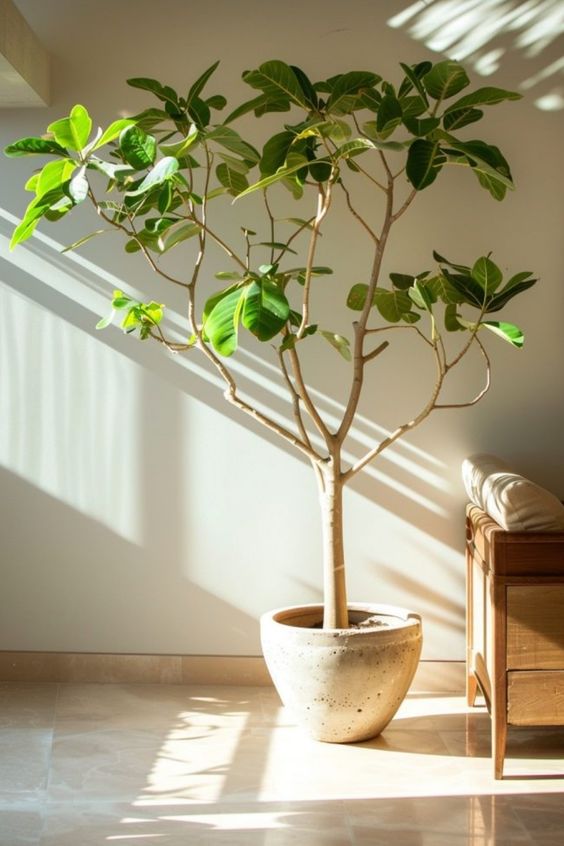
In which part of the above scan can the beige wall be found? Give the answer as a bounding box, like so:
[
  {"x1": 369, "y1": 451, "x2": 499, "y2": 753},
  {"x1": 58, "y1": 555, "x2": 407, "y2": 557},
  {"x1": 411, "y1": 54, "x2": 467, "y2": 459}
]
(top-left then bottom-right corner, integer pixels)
[{"x1": 1, "y1": 0, "x2": 563, "y2": 659}]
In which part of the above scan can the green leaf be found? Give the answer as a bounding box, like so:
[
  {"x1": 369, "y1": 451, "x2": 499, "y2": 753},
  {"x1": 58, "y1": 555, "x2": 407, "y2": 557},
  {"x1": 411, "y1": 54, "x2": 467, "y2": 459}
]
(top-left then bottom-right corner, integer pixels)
[
  {"x1": 127, "y1": 77, "x2": 179, "y2": 107},
  {"x1": 259, "y1": 131, "x2": 294, "y2": 175},
  {"x1": 96, "y1": 310, "x2": 115, "y2": 330},
  {"x1": 334, "y1": 138, "x2": 375, "y2": 159},
  {"x1": 423, "y1": 61, "x2": 470, "y2": 101},
  {"x1": 157, "y1": 219, "x2": 201, "y2": 252},
  {"x1": 187, "y1": 61, "x2": 220, "y2": 106},
  {"x1": 444, "y1": 86, "x2": 522, "y2": 113},
  {"x1": 406, "y1": 139, "x2": 446, "y2": 189},
  {"x1": 376, "y1": 95, "x2": 403, "y2": 137},
  {"x1": 481, "y1": 320, "x2": 524, "y2": 348},
  {"x1": 203, "y1": 285, "x2": 245, "y2": 356},
  {"x1": 61, "y1": 229, "x2": 109, "y2": 253},
  {"x1": 243, "y1": 60, "x2": 309, "y2": 109},
  {"x1": 126, "y1": 156, "x2": 179, "y2": 196},
  {"x1": 444, "y1": 303, "x2": 465, "y2": 332},
  {"x1": 320, "y1": 331, "x2": 351, "y2": 361},
  {"x1": 205, "y1": 126, "x2": 260, "y2": 163},
  {"x1": 216, "y1": 153, "x2": 250, "y2": 174},
  {"x1": 93, "y1": 119, "x2": 136, "y2": 150},
  {"x1": 233, "y1": 155, "x2": 318, "y2": 200},
  {"x1": 216, "y1": 162, "x2": 249, "y2": 196},
  {"x1": 206, "y1": 94, "x2": 227, "y2": 110},
  {"x1": 290, "y1": 65, "x2": 318, "y2": 108},
  {"x1": 48, "y1": 105, "x2": 92, "y2": 152},
  {"x1": 87, "y1": 158, "x2": 134, "y2": 181},
  {"x1": 223, "y1": 94, "x2": 275, "y2": 124},
  {"x1": 242, "y1": 279, "x2": 290, "y2": 340},
  {"x1": 389, "y1": 273, "x2": 415, "y2": 290},
  {"x1": 4, "y1": 137, "x2": 68, "y2": 157},
  {"x1": 119, "y1": 125, "x2": 157, "y2": 169},
  {"x1": 215, "y1": 271, "x2": 243, "y2": 281},
  {"x1": 326, "y1": 71, "x2": 380, "y2": 115},
  {"x1": 160, "y1": 124, "x2": 199, "y2": 158},
  {"x1": 471, "y1": 255, "x2": 503, "y2": 293},
  {"x1": 403, "y1": 116, "x2": 440, "y2": 137},
  {"x1": 346, "y1": 283, "x2": 368, "y2": 310},
  {"x1": 9, "y1": 187, "x2": 64, "y2": 249},
  {"x1": 399, "y1": 62, "x2": 431, "y2": 103},
  {"x1": 443, "y1": 107, "x2": 483, "y2": 132},
  {"x1": 375, "y1": 289, "x2": 413, "y2": 322},
  {"x1": 36, "y1": 159, "x2": 76, "y2": 196},
  {"x1": 408, "y1": 281, "x2": 434, "y2": 313},
  {"x1": 68, "y1": 165, "x2": 89, "y2": 203},
  {"x1": 441, "y1": 268, "x2": 486, "y2": 309},
  {"x1": 476, "y1": 170, "x2": 507, "y2": 201},
  {"x1": 487, "y1": 272, "x2": 537, "y2": 313}
]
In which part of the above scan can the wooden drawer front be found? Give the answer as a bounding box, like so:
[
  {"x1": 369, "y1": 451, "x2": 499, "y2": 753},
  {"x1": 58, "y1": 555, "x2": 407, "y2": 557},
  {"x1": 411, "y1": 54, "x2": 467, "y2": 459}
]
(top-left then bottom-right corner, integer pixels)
[
  {"x1": 508, "y1": 671, "x2": 564, "y2": 725},
  {"x1": 507, "y1": 586, "x2": 564, "y2": 669}
]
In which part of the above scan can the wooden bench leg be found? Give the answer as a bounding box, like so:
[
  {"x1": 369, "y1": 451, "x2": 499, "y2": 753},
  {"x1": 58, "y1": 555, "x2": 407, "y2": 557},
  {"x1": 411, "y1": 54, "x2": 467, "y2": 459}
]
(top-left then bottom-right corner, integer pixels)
[
  {"x1": 467, "y1": 670, "x2": 478, "y2": 707},
  {"x1": 493, "y1": 714, "x2": 507, "y2": 779}
]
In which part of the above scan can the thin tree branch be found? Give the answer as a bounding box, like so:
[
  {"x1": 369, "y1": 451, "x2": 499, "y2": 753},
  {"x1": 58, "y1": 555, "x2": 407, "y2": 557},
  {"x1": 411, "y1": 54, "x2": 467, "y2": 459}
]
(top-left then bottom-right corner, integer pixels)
[
  {"x1": 363, "y1": 340, "x2": 389, "y2": 364},
  {"x1": 339, "y1": 180, "x2": 379, "y2": 244}
]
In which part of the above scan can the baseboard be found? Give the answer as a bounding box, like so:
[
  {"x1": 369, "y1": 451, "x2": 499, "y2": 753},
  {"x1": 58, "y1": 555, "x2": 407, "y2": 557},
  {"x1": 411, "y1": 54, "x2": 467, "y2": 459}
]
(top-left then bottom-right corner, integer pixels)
[{"x1": 0, "y1": 651, "x2": 465, "y2": 692}]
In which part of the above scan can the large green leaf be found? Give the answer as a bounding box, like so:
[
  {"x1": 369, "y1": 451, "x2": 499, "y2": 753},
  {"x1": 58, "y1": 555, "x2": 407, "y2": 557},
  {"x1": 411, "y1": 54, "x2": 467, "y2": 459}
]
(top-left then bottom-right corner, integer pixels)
[
  {"x1": 334, "y1": 138, "x2": 375, "y2": 159},
  {"x1": 440, "y1": 268, "x2": 487, "y2": 309},
  {"x1": 374, "y1": 289, "x2": 413, "y2": 322},
  {"x1": 403, "y1": 116, "x2": 440, "y2": 137},
  {"x1": 326, "y1": 71, "x2": 380, "y2": 115},
  {"x1": 4, "y1": 137, "x2": 68, "y2": 157},
  {"x1": 487, "y1": 272, "x2": 537, "y2": 313},
  {"x1": 376, "y1": 95, "x2": 403, "y2": 136},
  {"x1": 36, "y1": 159, "x2": 76, "y2": 196},
  {"x1": 259, "y1": 131, "x2": 295, "y2": 175},
  {"x1": 160, "y1": 124, "x2": 199, "y2": 158},
  {"x1": 442, "y1": 137, "x2": 514, "y2": 191},
  {"x1": 290, "y1": 65, "x2": 318, "y2": 109},
  {"x1": 187, "y1": 61, "x2": 220, "y2": 106},
  {"x1": 241, "y1": 280, "x2": 290, "y2": 341},
  {"x1": 423, "y1": 61, "x2": 470, "y2": 100},
  {"x1": 406, "y1": 139, "x2": 446, "y2": 189},
  {"x1": 203, "y1": 286, "x2": 245, "y2": 356},
  {"x1": 157, "y1": 219, "x2": 201, "y2": 252},
  {"x1": 127, "y1": 77, "x2": 179, "y2": 108},
  {"x1": 9, "y1": 187, "x2": 65, "y2": 249},
  {"x1": 243, "y1": 60, "x2": 309, "y2": 109},
  {"x1": 216, "y1": 162, "x2": 249, "y2": 196},
  {"x1": 481, "y1": 321, "x2": 524, "y2": 348},
  {"x1": 233, "y1": 155, "x2": 315, "y2": 200},
  {"x1": 398, "y1": 62, "x2": 431, "y2": 102},
  {"x1": 125, "y1": 156, "x2": 179, "y2": 196},
  {"x1": 119, "y1": 125, "x2": 157, "y2": 169},
  {"x1": 205, "y1": 126, "x2": 260, "y2": 163},
  {"x1": 471, "y1": 255, "x2": 503, "y2": 293},
  {"x1": 443, "y1": 107, "x2": 483, "y2": 132},
  {"x1": 93, "y1": 119, "x2": 136, "y2": 150},
  {"x1": 47, "y1": 105, "x2": 92, "y2": 152},
  {"x1": 444, "y1": 86, "x2": 522, "y2": 113}
]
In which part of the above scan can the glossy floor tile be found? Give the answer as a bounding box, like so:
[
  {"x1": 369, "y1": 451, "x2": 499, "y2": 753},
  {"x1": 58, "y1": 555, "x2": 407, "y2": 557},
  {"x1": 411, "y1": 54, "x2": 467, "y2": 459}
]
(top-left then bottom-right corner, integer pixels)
[{"x1": 0, "y1": 683, "x2": 563, "y2": 844}]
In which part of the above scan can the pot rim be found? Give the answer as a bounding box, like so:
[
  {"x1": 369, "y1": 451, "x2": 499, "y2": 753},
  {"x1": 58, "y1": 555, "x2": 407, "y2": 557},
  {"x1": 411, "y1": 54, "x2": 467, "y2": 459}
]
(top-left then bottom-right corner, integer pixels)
[{"x1": 261, "y1": 602, "x2": 422, "y2": 635}]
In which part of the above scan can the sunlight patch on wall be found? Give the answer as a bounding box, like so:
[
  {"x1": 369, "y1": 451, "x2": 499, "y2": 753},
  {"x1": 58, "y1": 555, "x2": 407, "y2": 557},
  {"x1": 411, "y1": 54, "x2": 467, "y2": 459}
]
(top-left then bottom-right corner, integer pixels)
[
  {"x1": 388, "y1": 0, "x2": 564, "y2": 110},
  {"x1": 0, "y1": 279, "x2": 143, "y2": 544}
]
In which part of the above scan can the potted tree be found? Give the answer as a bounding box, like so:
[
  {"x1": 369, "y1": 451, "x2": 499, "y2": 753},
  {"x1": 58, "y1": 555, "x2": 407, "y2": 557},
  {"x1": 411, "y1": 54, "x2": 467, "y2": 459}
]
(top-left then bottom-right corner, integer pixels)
[{"x1": 5, "y1": 58, "x2": 536, "y2": 743}]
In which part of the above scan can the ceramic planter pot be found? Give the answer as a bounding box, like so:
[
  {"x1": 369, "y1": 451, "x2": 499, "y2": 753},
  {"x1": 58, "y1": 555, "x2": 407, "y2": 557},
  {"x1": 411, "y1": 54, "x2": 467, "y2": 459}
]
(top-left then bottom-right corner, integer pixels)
[{"x1": 261, "y1": 602, "x2": 422, "y2": 743}]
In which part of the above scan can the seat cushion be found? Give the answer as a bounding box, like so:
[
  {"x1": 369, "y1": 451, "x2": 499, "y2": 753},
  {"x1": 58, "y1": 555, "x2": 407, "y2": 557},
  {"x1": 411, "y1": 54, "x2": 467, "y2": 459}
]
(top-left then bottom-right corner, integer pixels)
[{"x1": 462, "y1": 453, "x2": 564, "y2": 532}]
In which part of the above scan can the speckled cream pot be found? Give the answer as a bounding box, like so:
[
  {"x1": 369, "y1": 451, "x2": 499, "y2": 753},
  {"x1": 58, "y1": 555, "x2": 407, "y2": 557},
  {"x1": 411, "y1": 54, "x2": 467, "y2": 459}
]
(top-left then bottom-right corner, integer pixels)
[{"x1": 261, "y1": 603, "x2": 422, "y2": 743}]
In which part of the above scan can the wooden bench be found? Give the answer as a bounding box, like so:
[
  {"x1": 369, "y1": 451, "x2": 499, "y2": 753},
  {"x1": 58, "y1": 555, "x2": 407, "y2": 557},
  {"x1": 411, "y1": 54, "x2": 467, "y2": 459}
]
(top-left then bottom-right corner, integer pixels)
[{"x1": 465, "y1": 504, "x2": 564, "y2": 778}]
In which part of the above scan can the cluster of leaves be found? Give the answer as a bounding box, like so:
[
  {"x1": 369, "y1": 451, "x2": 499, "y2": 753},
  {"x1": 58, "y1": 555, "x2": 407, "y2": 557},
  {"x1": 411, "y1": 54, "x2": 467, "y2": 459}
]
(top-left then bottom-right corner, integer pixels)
[
  {"x1": 229, "y1": 58, "x2": 521, "y2": 201},
  {"x1": 4, "y1": 58, "x2": 530, "y2": 354},
  {"x1": 97, "y1": 290, "x2": 165, "y2": 339},
  {"x1": 346, "y1": 254, "x2": 536, "y2": 348}
]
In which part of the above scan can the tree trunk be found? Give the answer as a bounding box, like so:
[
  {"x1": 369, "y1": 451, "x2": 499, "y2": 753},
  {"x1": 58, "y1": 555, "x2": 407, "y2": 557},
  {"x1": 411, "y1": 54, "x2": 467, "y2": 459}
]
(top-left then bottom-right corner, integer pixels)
[{"x1": 320, "y1": 465, "x2": 349, "y2": 629}]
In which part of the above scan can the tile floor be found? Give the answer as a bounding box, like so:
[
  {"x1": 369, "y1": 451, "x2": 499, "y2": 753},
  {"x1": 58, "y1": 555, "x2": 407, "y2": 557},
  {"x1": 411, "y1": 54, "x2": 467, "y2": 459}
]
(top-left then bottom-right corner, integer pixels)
[{"x1": 1, "y1": 682, "x2": 563, "y2": 844}]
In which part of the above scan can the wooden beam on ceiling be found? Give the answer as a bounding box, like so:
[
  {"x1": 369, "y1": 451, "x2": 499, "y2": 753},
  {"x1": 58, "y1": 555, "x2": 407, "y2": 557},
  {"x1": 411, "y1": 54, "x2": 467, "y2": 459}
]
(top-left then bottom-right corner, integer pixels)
[{"x1": 0, "y1": 0, "x2": 49, "y2": 107}]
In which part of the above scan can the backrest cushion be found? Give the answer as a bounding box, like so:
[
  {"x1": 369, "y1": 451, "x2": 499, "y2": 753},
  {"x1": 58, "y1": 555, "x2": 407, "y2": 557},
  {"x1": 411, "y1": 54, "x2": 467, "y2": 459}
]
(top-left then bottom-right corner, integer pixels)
[{"x1": 462, "y1": 453, "x2": 564, "y2": 532}]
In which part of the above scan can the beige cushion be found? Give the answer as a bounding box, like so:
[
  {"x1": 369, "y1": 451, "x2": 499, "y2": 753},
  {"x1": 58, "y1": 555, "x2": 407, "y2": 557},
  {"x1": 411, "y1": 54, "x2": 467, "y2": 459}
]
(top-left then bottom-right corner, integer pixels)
[{"x1": 462, "y1": 453, "x2": 564, "y2": 532}]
